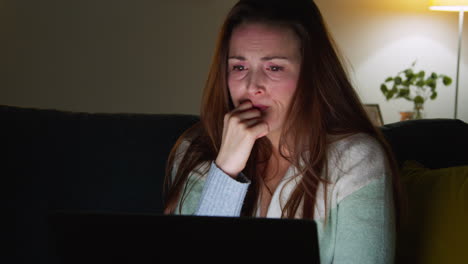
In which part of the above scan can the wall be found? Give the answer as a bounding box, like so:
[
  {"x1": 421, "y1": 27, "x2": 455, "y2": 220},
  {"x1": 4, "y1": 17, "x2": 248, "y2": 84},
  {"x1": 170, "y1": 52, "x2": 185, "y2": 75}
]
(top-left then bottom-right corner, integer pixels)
[
  {"x1": 315, "y1": 0, "x2": 468, "y2": 123},
  {"x1": 1, "y1": 0, "x2": 237, "y2": 114},
  {"x1": 1, "y1": 0, "x2": 467, "y2": 123}
]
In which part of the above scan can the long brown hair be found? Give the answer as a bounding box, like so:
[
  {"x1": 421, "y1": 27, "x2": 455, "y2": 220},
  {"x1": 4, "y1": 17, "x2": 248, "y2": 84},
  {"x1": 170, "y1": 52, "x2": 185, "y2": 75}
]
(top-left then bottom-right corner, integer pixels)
[{"x1": 164, "y1": 0, "x2": 401, "y2": 221}]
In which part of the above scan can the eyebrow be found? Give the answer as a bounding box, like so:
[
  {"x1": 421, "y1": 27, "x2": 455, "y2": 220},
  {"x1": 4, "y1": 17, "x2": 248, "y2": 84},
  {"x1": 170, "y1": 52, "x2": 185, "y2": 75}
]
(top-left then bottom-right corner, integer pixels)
[{"x1": 228, "y1": 56, "x2": 290, "y2": 61}]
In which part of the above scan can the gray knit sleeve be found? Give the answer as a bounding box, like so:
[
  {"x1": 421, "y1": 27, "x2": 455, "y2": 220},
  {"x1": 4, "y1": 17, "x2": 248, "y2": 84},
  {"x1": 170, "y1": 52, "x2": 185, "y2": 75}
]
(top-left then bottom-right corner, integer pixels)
[{"x1": 195, "y1": 161, "x2": 251, "y2": 217}]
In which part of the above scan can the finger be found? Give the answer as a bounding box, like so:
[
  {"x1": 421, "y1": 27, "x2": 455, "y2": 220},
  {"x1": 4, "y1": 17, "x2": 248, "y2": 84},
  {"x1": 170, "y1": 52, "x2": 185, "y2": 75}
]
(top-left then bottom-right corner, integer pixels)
[
  {"x1": 241, "y1": 119, "x2": 269, "y2": 138},
  {"x1": 243, "y1": 117, "x2": 263, "y2": 128},
  {"x1": 232, "y1": 100, "x2": 253, "y2": 113},
  {"x1": 233, "y1": 108, "x2": 262, "y2": 121}
]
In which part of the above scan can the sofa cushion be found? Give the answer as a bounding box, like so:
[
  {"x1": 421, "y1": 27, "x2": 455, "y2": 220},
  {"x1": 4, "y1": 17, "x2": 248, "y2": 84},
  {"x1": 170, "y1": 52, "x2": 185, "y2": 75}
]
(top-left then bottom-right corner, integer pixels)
[{"x1": 395, "y1": 160, "x2": 468, "y2": 264}]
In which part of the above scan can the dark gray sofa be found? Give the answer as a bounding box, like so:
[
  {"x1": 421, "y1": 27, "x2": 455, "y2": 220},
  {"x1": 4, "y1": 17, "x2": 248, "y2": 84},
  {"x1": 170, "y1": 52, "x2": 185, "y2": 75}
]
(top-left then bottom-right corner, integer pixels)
[{"x1": 3, "y1": 104, "x2": 468, "y2": 264}]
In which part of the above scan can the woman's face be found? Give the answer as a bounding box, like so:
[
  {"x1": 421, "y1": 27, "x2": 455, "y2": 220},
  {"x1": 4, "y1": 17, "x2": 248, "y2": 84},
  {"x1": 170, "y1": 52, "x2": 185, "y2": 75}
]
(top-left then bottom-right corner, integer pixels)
[{"x1": 227, "y1": 23, "x2": 301, "y2": 140}]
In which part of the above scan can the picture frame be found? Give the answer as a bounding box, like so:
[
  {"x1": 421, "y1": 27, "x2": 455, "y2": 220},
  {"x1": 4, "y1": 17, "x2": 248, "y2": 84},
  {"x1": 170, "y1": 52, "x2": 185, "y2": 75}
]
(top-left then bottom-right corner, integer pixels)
[{"x1": 363, "y1": 104, "x2": 384, "y2": 126}]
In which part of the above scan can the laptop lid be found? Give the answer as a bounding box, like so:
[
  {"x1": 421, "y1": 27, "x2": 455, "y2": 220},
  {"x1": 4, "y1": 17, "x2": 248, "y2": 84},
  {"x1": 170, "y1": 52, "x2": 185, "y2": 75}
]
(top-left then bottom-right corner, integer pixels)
[{"x1": 49, "y1": 211, "x2": 320, "y2": 263}]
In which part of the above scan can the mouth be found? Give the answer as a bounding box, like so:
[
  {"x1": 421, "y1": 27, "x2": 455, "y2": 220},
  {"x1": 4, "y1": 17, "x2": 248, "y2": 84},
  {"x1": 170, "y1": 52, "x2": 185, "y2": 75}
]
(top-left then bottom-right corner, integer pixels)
[{"x1": 253, "y1": 104, "x2": 269, "y2": 112}]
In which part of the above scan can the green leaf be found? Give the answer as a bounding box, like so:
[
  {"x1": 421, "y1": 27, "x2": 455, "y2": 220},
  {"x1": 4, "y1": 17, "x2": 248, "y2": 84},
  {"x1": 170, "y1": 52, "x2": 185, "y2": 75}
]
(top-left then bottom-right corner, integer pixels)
[
  {"x1": 381, "y1": 84, "x2": 388, "y2": 94},
  {"x1": 394, "y1": 77, "x2": 402, "y2": 85},
  {"x1": 414, "y1": 96, "x2": 425, "y2": 104},
  {"x1": 397, "y1": 88, "x2": 410, "y2": 98},
  {"x1": 443, "y1": 76, "x2": 452, "y2": 86},
  {"x1": 404, "y1": 69, "x2": 414, "y2": 79},
  {"x1": 386, "y1": 92, "x2": 393, "y2": 100},
  {"x1": 381, "y1": 64, "x2": 451, "y2": 104},
  {"x1": 426, "y1": 78, "x2": 436, "y2": 89},
  {"x1": 416, "y1": 80, "x2": 425, "y2": 87}
]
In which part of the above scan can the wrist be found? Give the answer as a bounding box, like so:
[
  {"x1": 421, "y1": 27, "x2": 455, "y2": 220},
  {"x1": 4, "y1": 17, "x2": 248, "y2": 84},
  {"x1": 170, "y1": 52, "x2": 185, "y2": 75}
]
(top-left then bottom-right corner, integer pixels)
[{"x1": 214, "y1": 159, "x2": 240, "y2": 179}]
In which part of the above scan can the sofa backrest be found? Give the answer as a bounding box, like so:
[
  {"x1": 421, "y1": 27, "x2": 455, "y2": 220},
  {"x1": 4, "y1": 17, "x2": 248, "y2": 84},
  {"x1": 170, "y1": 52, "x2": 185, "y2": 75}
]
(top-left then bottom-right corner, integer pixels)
[
  {"x1": 381, "y1": 118, "x2": 468, "y2": 169},
  {"x1": 3, "y1": 105, "x2": 198, "y2": 264}
]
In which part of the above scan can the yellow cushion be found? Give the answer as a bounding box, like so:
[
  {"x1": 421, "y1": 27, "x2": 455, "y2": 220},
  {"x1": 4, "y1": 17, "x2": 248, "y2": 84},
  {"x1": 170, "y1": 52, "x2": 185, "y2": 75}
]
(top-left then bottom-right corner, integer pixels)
[{"x1": 396, "y1": 160, "x2": 468, "y2": 264}]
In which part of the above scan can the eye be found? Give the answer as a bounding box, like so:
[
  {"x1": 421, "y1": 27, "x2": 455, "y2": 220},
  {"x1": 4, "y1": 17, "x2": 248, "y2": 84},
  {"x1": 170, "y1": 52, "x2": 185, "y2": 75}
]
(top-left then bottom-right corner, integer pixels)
[
  {"x1": 268, "y1": 65, "x2": 284, "y2": 72},
  {"x1": 232, "y1": 65, "x2": 246, "y2": 71}
]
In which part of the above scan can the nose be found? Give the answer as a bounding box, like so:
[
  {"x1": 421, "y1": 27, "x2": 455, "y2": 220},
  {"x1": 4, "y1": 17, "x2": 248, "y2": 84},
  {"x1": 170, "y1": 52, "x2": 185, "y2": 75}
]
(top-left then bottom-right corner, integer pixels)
[{"x1": 246, "y1": 69, "x2": 266, "y2": 96}]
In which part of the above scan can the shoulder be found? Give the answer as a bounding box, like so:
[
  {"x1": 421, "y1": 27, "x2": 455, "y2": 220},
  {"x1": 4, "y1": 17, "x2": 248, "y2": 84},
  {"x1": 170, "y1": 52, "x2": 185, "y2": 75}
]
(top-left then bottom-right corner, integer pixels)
[
  {"x1": 172, "y1": 139, "x2": 191, "y2": 169},
  {"x1": 171, "y1": 137, "x2": 211, "y2": 180},
  {"x1": 327, "y1": 133, "x2": 390, "y2": 202},
  {"x1": 329, "y1": 133, "x2": 384, "y2": 157},
  {"x1": 328, "y1": 133, "x2": 386, "y2": 170},
  {"x1": 173, "y1": 124, "x2": 204, "y2": 164},
  {"x1": 172, "y1": 122, "x2": 206, "y2": 161}
]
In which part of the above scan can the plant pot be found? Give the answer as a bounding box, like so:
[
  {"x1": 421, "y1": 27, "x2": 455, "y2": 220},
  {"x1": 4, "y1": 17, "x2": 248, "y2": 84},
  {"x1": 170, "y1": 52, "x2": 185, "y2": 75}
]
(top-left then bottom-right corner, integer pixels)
[{"x1": 399, "y1": 111, "x2": 414, "y2": 121}]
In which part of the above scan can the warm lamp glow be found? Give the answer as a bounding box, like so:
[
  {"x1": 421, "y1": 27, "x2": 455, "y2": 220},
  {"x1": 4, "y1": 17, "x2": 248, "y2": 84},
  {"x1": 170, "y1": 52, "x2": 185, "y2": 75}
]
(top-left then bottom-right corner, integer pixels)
[{"x1": 430, "y1": 0, "x2": 468, "y2": 11}]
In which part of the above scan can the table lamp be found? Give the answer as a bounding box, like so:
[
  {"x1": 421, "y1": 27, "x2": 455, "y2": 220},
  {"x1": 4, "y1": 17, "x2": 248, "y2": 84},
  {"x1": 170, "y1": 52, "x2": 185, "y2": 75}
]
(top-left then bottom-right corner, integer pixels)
[{"x1": 429, "y1": 0, "x2": 468, "y2": 119}]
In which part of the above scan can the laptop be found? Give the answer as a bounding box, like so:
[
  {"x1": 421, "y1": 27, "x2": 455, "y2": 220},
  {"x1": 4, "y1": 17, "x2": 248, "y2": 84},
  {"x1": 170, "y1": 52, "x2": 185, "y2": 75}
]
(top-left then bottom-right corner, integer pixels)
[{"x1": 48, "y1": 211, "x2": 320, "y2": 263}]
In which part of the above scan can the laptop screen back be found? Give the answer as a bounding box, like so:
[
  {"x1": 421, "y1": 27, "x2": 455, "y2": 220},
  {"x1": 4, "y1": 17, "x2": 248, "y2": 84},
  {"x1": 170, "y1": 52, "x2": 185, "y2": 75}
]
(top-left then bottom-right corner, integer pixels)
[{"x1": 49, "y1": 211, "x2": 320, "y2": 263}]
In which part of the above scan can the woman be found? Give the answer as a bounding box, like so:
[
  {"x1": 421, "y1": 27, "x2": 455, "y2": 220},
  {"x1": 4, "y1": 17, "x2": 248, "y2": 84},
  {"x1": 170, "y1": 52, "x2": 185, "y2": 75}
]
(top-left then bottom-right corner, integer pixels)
[{"x1": 164, "y1": 0, "x2": 400, "y2": 263}]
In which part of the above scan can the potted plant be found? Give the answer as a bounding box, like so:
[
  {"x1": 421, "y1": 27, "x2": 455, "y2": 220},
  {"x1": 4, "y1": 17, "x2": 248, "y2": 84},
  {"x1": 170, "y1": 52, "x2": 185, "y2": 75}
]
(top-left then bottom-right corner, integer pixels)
[{"x1": 380, "y1": 61, "x2": 452, "y2": 119}]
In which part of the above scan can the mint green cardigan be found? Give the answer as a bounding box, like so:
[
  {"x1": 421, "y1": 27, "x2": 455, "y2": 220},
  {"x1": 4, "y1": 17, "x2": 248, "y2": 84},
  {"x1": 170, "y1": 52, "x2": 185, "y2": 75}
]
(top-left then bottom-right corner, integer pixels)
[{"x1": 173, "y1": 133, "x2": 396, "y2": 264}]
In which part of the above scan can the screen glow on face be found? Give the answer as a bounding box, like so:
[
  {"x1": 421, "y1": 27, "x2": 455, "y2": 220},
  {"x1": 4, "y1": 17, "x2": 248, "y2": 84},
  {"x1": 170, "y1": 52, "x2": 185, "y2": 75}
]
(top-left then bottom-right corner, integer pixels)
[{"x1": 227, "y1": 23, "x2": 301, "y2": 139}]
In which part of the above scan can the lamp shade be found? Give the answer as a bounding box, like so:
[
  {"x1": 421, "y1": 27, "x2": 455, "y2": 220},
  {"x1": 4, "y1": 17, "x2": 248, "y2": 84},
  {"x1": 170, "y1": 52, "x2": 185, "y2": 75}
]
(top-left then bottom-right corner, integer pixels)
[{"x1": 430, "y1": 0, "x2": 468, "y2": 11}]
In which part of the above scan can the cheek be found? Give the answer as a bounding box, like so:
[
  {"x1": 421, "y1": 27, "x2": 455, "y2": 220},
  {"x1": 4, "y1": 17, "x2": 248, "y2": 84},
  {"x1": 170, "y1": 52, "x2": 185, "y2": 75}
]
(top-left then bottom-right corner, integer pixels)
[
  {"x1": 273, "y1": 79, "x2": 298, "y2": 105},
  {"x1": 227, "y1": 80, "x2": 243, "y2": 106}
]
